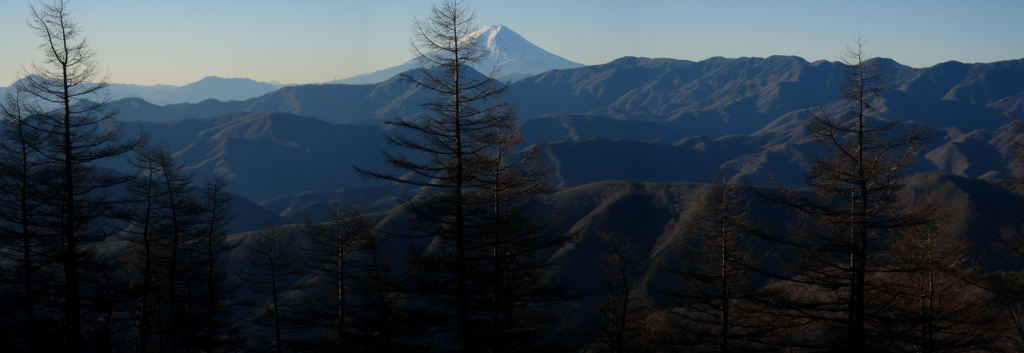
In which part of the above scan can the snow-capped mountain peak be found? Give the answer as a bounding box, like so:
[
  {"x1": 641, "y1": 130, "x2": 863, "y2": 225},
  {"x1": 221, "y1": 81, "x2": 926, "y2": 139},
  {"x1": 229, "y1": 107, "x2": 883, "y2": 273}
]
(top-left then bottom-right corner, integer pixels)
[
  {"x1": 465, "y1": 24, "x2": 582, "y2": 79},
  {"x1": 334, "y1": 25, "x2": 582, "y2": 84}
]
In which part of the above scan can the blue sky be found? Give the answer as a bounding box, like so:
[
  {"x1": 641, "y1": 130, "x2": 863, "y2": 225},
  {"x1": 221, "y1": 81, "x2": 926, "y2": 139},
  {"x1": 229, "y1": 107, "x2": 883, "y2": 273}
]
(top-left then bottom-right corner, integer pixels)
[{"x1": 2, "y1": 0, "x2": 1023, "y2": 86}]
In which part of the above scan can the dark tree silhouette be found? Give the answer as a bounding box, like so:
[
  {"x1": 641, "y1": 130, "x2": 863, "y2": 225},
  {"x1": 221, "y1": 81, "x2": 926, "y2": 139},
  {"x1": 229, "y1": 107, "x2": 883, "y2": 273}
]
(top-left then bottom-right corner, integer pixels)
[
  {"x1": 991, "y1": 114, "x2": 1024, "y2": 350},
  {"x1": 999, "y1": 114, "x2": 1024, "y2": 261},
  {"x1": 197, "y1": 175, "x2": 236, "y2": 352},
  {"x1": 593, "y1": 230, "x2": 651, "y2": 353},
  {"x1": 0, "y1": 82, "x2": 45, "y2": 352},
  {"x1": 18, "y1": 1, "x2": 136, "y2": 350},
  {"x1": 298, "y1": 206, "x2": 357, "y2": 352},
  {"x1": 347, "y1": 207, "x2": 408, "y2": 353},
  {"x1": 660, "y1": 179, "x2": 771, "y2": 352},
  {"x1": 149, "y1": 146, "x2": 205, "y2": 352},
  {"x1": 242, "y1": 226, "x2": 302, "y2": 353},
  {"x1": 872, "y1": 202, "x2": 996, "y2": 353},
  {"x1": 116, "y1": 144, "x2": 164, "y2": 352},
  {"x1": 465, "y1": 90, "x2": 575, "y2": 353},
  {"x1": 764, "y1": 38, "x2": 928, "y2": 352},
  {"x1": 115, "y1": 144, "x2": 209, "y2": 352},
  {"x1": 356, "y1": 0, "x2": 512, "y2": 350}
]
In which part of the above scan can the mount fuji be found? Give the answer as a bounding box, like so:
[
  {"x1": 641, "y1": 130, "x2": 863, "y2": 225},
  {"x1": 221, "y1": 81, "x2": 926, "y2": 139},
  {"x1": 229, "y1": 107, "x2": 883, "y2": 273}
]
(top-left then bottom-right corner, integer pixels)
[{"x1": 333, "y1": 25, "x2": 583, "y2": 84}]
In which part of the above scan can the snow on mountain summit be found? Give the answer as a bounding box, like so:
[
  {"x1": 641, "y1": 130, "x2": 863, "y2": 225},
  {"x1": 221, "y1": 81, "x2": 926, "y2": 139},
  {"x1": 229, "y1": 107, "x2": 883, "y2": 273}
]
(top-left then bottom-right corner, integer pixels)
[
  {"x1": 333, "y1": 25, "x2": 582, "y2": 84},
  {"x1": 465, "y1": 25, "x2": 583, "y2": 78}
]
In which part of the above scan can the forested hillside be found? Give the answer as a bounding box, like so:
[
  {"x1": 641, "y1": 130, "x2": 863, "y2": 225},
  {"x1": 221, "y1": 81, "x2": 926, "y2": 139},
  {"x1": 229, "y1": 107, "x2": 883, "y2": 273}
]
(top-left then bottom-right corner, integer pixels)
[{"x1": 2, "y1": 0, "x2": 1024, "y2": 352}]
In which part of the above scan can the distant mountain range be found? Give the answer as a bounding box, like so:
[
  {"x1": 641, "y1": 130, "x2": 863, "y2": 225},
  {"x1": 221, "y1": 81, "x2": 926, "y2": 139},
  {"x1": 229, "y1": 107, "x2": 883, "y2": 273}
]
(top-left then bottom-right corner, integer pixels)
[
  {"x1": 9, "y1": 23, "x2": 1017, "y2": 239},
  {"x1": 0, "y1": 75, "x2": 282, "y2": 106},
  {"x1": 332, "y1": 25, "x2": 583, "y2": 84},
  {"x1": 107, "y1": 76, "x2": 283, "y2": 105},
  {"x1": 109, "y1": 56, "x2": 1024, "y2": 137}
]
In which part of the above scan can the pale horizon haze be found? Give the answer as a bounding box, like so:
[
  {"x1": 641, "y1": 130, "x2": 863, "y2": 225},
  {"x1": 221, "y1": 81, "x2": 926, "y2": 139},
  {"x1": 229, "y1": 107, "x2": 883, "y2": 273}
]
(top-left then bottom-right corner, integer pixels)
[{"x1": 2, "y1": 0, "x2": 1023, "y2": 86}]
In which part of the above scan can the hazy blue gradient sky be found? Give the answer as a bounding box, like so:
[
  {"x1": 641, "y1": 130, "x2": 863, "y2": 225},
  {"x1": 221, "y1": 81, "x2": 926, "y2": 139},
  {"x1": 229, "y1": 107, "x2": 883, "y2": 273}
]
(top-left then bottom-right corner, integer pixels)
[{"x1": 2, "y1": 0, "x2": 1023, "y2": 86}]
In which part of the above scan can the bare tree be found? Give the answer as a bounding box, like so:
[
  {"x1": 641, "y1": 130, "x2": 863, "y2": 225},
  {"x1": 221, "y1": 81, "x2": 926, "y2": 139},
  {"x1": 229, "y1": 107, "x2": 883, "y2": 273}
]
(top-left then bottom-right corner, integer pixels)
[
  {"x1": 114, "y1": 144, "x2": 207, "y2": 352},
  {"x1": 0, "y1": 82, "x2": 45, "y2": 352},
  {"x1": 116, "y1": 145, "x2": 162, "y2": 353},
  {"x1": 998, "y1": 114, "x2": 1024, "y2": 262},
  {"x1": 148, "y1": 146, "x2": 205, "y2": 352},
  {"x1": 594, "y1": 230, "x2": 652, "y2": 353},
  {"x1": 660, "y1": 179, "x2": 770, "y2": 353},
  {"x1": 347, "y1": 207, "x2": 408, "y2": 352},
  {"x1": 465, "y1": 91, "x2": 575, "y2": 352},
  {"x1": 872, "y1": 202, "x2": 996, "y2": 353},
  {"x1": 18, "y1": 1, "x2": 136, "y2": 350},
  {"x1": 764, "y1": 37, "x2": 928, "y2": 352},
  {"x1": 242, "y1": 226, "x2": 302, "y2": 353},
  {"x1": 356, "y1": 0, "x2": 509, "y2": 350},
  {"x1": 989, "y1": 114, "x2": 1024, "y2": 350},
  {"x1": 298, "y1": 205, "x2": 358, "y2": 352},
  {"x1": 197, "y1": 175, "x2": 236, "y2": 353}
]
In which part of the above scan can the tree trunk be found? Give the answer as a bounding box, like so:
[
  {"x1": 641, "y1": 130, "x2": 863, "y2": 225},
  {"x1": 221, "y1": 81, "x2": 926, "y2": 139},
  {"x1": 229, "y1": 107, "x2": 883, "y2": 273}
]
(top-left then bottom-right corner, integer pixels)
[
  {"x1": 139, "y1": 166, "x2": 154, "y2": 353},
  {"x1": 720, "y1": 208, "x2": 730, "y2": 353},
  {"x1": 166, "y1": 174, "x2": 181, "y2": 352},
  {"x1": 270, "y1": 254, "x2": 282, "y2": 353},
  {"x1": 18, "y1": 122, "x2": 34, "y2": 352},
  {"x1": 61, "y1": 38, "x2": 82, "y2": 352},
  {"x1": 337, "y1": 237, "x2": 346, "y2": 352}
]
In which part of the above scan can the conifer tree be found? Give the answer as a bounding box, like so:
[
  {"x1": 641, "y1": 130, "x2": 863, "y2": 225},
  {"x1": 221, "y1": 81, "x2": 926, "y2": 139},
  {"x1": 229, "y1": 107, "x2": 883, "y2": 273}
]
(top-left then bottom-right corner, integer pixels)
[
  {"x1": 660, "y1": 179, "x2": 770, "y2": 352},
  {"x1": 356, "y1": 1, "x2": 512, "y2": 350},
  {"x1": 19, "y1": 1, "x2": 137, "y2": 349},
  {"x1": 115, "y1": 145, "x2": 210, "y2": 352},
  {"x1": 873, "y1": 203, "x2": 996, "y2": 353},
  {"x1": 116, "y1": 145, "x2": 163, "y2": 352},
  {"x1": 299, "y1": 205, "x2": 357, "y2": 352},
  {"x1": 470, "y1": 111, "x2": 575, "y2": 352},
  {"x1": 991, "y1": 114, "x2": 1024, "y2": 350},
  {"x1": 347, "y1": 207, "x2": 407, "y2": 352},
  {"x1": 242, "y1": 226, "x2": 301, "y2": 353},
  {"x1": 197, "y1": 175, "x2": 236, "y2": 352},
  {"x1": 594, "y1": 230, "x2": 652, "y2": 353},
  {"x1": 150, "y1": 146, "x2": 205, "y2": 351},
  {"x1": 765, "y1": 38, "x2": 927, "y2": 352},
  {"x1": 0, "y1": 82, "x2": 45, "y2": 352}
]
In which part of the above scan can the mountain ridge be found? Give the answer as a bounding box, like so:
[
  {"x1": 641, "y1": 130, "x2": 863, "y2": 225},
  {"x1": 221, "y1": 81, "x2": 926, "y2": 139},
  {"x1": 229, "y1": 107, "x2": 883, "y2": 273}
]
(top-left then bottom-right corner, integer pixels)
[
  {"x1": 117, "y1": 109, "x2": 1024, "y2": 204},
  {"x1": 109, "y1": 55, "x2": 1024, "y2": 137},
  {"x1": 0, "y1": 75, "x2": 283, "y2": 106},
  {"x1": 107, "y1": 76, "x2": 283, "y2": 105}
]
